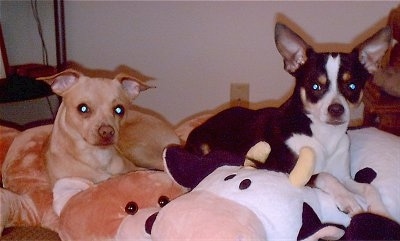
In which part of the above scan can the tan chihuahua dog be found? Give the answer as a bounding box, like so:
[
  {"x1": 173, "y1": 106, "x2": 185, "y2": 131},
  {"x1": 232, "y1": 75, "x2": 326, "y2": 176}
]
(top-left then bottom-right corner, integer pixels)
[{"x1": 39, "y1": 69, "x2": 180, "y2": 184}]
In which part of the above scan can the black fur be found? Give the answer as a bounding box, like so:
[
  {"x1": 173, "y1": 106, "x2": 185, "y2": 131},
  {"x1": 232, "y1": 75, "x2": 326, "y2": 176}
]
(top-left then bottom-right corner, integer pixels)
[{"x1": 183, "y1": 23, "x2": 390, "y2": 175}]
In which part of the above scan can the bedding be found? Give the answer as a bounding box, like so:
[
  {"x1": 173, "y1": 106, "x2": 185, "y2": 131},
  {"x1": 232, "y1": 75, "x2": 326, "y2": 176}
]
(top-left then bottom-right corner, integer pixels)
[{"x1": 0, "y1": 112, "x2": 399, "y2": 240}]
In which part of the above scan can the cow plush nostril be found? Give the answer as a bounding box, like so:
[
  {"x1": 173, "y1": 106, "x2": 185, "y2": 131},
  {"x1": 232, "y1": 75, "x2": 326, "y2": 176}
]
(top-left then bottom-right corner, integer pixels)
[
  {"x1": 124, "y1": 201, "x2": 138, "y2": 215},
  {"x1": 224, "y1": 174, "x2": 236, "y2": 181},
  {"x1": 328, "y1": 103, "x2": 344, "y2": 117},
  {"x1": 239, "y1": 179, "x2": 252, "y2": 190}
]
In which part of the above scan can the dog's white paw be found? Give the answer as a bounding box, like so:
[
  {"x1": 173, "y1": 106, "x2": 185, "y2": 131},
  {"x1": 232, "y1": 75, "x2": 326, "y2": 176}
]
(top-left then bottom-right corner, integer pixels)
[
  {"x1": 333, "y1": 191, "x2": 364, "y2": 216},
  {"x1": 314, "y1": 173, "x2": 365, "y2": 216}
]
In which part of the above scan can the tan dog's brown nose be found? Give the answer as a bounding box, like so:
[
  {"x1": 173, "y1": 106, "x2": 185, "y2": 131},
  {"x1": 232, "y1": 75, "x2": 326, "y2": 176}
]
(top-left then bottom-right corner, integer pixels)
[{"x1": 98, "y1": 125, "x2": 115, "y2": 139}]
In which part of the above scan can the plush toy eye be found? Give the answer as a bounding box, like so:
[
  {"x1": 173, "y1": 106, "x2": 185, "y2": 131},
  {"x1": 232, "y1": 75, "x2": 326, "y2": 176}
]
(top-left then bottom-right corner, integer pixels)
[
  {"x1": 312, "y1": 83, "x2": 321, "y2": 91},
  {"x1": 125, "y1": 201, "x2": 138, "y2": 215},
  {"x1": 348, "y1": 83, "x2": 357, "y2": 91},
  {"x1": 158, "y1": 196, "x2": 170, "y2": 207},
  {"x1": 77, "y1": 103, "x2": 89, "y2": 114},
  {"x1": 114, "y1": 105, "x2": 125, "y2": 116}
]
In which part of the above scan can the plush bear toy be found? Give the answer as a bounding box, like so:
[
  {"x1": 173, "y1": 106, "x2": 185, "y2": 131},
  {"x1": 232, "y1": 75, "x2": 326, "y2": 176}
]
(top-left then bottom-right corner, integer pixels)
[
  {"x1": 52, "y1": 170, "x2": 187, "y2": 241},
  {"x1": 0, "y1": 122, "x2": 187, "y2": 240},
  {"x1": 1, "y1": 125, "x2": 57, "y2": 234},
  {"x1": 0, "y1": 125, "x2": 20, "y2": 182}
]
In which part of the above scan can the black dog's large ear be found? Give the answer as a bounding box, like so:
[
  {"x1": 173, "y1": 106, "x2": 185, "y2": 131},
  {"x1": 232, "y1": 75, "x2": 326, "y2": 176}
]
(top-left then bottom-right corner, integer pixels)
[
  {"x1": 357, "y1": 26, "x2": 392, "y2": 74},
  {"x1": 275, "y1": 23, "x2": 310, "y2": 73}
]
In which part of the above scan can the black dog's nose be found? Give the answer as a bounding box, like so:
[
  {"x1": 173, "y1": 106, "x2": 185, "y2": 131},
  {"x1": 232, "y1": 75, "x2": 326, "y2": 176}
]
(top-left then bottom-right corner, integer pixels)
[{"x1": 328, "y1": 103, "x2": 344, "y2": 117}]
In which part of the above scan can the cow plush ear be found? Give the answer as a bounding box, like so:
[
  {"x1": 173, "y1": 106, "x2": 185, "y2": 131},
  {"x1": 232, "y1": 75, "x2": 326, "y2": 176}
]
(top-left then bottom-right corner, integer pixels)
[
  {"x1": 163, "y1": 145, "x2": 244, "y2": 189},
  {"x1": 275, "y1": 23, "x2": 310, "y2": 73},
  {"x1": 298, "y1": 203, "x2": 345, "y2": 241},
  {"x1": 357, "y1": 26, "x2": 392, "y2": 73},
  {"x1": 37, "y1": 69, "x2": 81, "y2": 96},
  {"x1": 114, "y1": 73, "x2": 155, "y2": 101}
]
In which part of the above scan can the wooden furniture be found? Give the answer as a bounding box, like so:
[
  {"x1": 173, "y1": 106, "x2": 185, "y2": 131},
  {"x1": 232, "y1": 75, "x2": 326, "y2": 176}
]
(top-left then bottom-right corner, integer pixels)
[
  {"x1": 363, "y1": 82, "x2": 400, "y2": 136},
  {"x1": 362, "y1": 5, "x2": 400, "y2": 136},
  {"x1": 0, "y1": 24, "x2": 10, "y2": 82}
]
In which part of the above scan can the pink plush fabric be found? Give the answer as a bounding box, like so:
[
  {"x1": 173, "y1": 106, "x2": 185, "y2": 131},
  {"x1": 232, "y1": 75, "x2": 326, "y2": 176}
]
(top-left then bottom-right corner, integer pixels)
[
  {"x1": 151, "y1": 190, "x2": 266, "y2": 240},
  {"x1": 1, "y1": 125, "x2": 58, "y2": 231},
  {"x1": 0, "y1": 126, "x2": 20, "y2": 181},
  {"x1": 175, "y1": 113, "x2": 213, "y2": 142},
  {"x1": 57, "y1": 171, "x2": 186, "y2": 240}
]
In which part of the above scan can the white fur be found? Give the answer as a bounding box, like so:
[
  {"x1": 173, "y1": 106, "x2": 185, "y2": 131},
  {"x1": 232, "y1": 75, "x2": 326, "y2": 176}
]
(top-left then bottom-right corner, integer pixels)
[
  {"x1": 286, "y1": 55, "x2": 350, "y2": 175},
  {"x1": 53, "y1": 177, "x2": 94, "y2": 216},
  {"x1": 326, "y1": 56, "x2": 340, "y2": 88},
  {"x1": 301, "y1": 55, "x2": 350, "y2": 126}
]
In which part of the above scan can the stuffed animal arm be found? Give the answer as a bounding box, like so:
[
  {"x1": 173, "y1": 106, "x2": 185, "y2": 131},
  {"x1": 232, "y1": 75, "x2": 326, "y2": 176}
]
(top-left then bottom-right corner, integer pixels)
[{"x1": 244, "y1": 141, "x2": 316, "y2": 187}]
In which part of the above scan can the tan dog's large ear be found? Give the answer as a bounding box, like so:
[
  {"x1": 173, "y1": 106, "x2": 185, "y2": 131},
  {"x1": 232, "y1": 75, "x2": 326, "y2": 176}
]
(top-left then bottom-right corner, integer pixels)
[
  {"x1": 357, "y1": 26, "x2": 392, "y2": 74},
  {"x1": 115, "y1": 73, "x2": 155, "y2": 101},
  {"x1": 37, "y1": 69, "x2": 81, "y2": 96},
  {"x1": 275, "y1": 23, "x2": 310, "y2": 74}
]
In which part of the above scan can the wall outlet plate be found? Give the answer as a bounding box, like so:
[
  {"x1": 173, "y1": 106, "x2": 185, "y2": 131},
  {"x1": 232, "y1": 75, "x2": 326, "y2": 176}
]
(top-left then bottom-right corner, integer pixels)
[{"x1": 230, "y1": 83, "x2": 249, "y2": 107}]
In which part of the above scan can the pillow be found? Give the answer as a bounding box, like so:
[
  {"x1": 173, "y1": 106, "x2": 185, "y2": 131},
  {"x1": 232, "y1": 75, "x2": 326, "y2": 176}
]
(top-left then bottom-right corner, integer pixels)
[{"x1": 348, "y1": 127, "x2": 400, "y2": 223}]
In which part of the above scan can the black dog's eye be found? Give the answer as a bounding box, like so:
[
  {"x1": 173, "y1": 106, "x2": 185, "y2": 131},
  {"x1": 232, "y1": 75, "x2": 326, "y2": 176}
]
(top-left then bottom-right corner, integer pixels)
[
  {"x1": 114, "y1": 105, "x2": 125, "y2": 116},
  {"x1": 158, "y1": 196, "x2": 170, "y2": 207},
  {"x1": 348, "y1": 83, "x2": 357, "y2": 91},
  {"x1": 77, "y1": 103, "x2": 89, "y2": 114},
  {"x1": 125, "y1": 201, "x2": 138, "y2": 215},
  {"x1": 312, "y1": 83, "x2": 322, "y2": 91}
]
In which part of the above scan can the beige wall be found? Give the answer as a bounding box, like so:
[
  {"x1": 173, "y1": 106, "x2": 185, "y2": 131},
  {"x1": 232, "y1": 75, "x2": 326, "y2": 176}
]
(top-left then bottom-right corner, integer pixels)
[
  {"x1": 1, "y1": 1, "x2": 56, "y2": 66},
  {"x1": 2, "y1": 1, "x2": 398, "y2": 125}
]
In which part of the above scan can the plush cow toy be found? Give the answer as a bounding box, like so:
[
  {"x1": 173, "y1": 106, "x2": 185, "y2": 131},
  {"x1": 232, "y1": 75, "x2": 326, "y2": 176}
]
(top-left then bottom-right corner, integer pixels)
[
  {"x1": 148, "y1": 165, "x2": 349, "y2": 240},
  {"x1": 148, "y1": 127, "x2": 400, "y2": 240}
]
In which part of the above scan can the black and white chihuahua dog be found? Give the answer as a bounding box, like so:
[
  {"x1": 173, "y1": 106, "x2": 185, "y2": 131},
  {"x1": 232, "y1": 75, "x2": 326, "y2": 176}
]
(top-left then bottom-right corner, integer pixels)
[{"x1": 165, "y1": 23, "x2": 392, "y2": 216}]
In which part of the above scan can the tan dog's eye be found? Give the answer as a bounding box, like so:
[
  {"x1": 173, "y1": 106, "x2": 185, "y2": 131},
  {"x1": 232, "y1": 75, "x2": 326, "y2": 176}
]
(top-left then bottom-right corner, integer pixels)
[
  {"x1": 114, "y1": 105, "x2": 125, "y2": 116},
  {"x1": 77, "y1": 103, "x2": 90, "y2": 114}
]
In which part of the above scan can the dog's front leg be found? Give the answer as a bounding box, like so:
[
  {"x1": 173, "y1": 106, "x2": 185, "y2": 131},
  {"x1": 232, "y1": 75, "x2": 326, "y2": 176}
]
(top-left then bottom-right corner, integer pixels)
[
  {"x1": 313, "y1": 172, "x2": 364, "y2": 216},
  {"x1": 343, "y1": 178, "x2": 390, "y2": 218}
]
